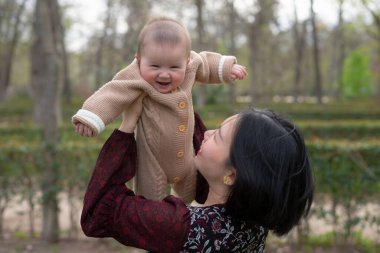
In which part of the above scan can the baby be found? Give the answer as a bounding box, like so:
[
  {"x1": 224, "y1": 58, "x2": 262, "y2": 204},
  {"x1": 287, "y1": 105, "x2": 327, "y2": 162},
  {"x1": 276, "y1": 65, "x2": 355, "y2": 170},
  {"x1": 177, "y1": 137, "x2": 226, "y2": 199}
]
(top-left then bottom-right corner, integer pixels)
[{"x1": 73, "y1": 16, "x2": 247, "y2": 202}]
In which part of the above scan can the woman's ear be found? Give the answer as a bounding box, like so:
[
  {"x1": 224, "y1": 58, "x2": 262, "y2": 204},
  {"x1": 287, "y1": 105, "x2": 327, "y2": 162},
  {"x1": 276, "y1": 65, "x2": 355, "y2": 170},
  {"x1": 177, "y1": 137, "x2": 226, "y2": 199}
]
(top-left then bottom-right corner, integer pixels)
[{"x1": 224, "y1": 169, "x2": 236, "y2": 186}]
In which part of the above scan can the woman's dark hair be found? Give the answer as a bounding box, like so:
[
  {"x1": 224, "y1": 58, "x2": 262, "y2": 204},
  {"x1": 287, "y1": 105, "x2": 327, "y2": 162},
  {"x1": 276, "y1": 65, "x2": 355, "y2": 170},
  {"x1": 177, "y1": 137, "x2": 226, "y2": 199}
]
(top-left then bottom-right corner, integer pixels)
[{"x1": 225, "y1": 108, "x2": 314, "y2": 236}]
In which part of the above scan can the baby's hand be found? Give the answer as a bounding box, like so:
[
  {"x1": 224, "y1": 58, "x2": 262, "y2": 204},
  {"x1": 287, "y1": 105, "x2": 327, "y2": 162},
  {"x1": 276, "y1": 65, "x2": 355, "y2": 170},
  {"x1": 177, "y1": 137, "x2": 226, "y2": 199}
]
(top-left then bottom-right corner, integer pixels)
[
  {"x1": 75, "y1": 122, "x2": 95, "y2": 137},
  {"x1": 230, "y1": 64, "x2": 247, "y2": 81}
]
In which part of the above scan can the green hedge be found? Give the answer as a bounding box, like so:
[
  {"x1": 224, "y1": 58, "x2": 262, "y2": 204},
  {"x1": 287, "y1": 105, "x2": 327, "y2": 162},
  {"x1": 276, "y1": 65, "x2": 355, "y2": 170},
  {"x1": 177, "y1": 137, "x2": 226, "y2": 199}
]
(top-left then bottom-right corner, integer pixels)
[
  {"x1": 2, "y1": 121, "x2": 380, "y2": 143},
  {"x1": 307, "y1": 139, "x2": 380, "y2": 197},
  {"x1": 298, "y1": 121, "x2": 380, "y2": 139},
  {"x1": 1, "y1": 139, "x2": 379, "y2": 198}
]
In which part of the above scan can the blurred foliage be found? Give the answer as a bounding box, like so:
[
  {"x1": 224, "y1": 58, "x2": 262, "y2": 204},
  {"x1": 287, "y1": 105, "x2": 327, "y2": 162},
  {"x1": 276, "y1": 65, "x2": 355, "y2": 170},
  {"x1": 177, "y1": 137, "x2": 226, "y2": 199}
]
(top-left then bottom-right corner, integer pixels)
[{"x1": 342, "y1": 48, "x2": 373, "y2": 98}]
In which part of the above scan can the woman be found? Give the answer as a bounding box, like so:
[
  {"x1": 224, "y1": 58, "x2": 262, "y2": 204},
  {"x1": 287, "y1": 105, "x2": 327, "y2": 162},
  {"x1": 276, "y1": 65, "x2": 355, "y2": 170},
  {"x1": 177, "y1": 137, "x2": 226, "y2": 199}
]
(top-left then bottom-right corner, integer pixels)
[{"x1": 81, "y1": 95, "x2": 314, "y2": 252}]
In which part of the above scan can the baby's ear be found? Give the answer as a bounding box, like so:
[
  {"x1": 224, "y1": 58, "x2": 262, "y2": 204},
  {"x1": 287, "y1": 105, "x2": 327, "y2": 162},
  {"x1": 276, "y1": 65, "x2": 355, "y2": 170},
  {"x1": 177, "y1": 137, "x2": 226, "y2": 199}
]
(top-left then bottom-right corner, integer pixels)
[{"x1": 135, "y1": 54, "x2": 140, "y2": 64}]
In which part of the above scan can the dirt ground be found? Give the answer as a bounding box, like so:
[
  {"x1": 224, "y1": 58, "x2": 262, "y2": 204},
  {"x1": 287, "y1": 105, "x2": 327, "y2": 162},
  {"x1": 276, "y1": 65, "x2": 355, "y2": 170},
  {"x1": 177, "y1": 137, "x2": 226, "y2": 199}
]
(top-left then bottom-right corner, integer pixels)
[
  {"x1": 0, "y1": 238, "x2": 366, "y2": 253},
  {"x1": 2, "y1": 193, "x2": 377, "y2": 253}
]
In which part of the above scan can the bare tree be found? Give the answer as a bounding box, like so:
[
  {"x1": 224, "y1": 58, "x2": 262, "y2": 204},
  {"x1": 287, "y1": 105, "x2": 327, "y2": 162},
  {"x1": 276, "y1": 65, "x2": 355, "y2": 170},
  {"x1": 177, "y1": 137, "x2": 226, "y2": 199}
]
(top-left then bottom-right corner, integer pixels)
[
  {"x1": 336, "y1": 0, "x2": 346, "y2": 98},
  {"x1": 94, "y1": 0, "x2": 114, "y2": 89},
  {"x1": 0, "y1": 0, "x2": 27, "y2": 103},
  {"x1": 292, "y1": 0, "x2": 307, "y2": 102},
  {"x1": 310, "y1": 0, "x2": 323, "y2": 103},
  {"x1": 58, "y1": 5, "x2": 72, "y2": 104},
  {"x1": 327, "y1": 0, "x2": 346, "y2": 99},
  {"x1": 122, "y1": 0, "x2": 151, "y2": 63},
  {"x1": 226, "y1": 0, "x2": 237, "y2": 104},
  {"x1": 30, "y1": 0, "x2": 62, "y2": 243},
  {"x1": 194, "y1": 0, "x2": 207, "y2": 107},
  {"x1": 361, "y1": 0, "x2": 380, "y2": 101},
  {"x1": 246, "y1": 0, "x2": 278, "y2": 104},
  {"x1": 0, "y1": 176, "x2": 15, "y2": 239}
]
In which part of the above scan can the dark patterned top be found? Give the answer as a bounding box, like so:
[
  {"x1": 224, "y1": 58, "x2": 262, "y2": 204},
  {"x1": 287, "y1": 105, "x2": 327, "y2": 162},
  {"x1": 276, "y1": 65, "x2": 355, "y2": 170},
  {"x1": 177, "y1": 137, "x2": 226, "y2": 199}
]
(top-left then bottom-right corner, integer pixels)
[
  {"x1": 181, "y1": 205, "x2": 267, "y2": 252},
  {"x1": 81, "y1": 113, "x2": 268, "y2": 252}
]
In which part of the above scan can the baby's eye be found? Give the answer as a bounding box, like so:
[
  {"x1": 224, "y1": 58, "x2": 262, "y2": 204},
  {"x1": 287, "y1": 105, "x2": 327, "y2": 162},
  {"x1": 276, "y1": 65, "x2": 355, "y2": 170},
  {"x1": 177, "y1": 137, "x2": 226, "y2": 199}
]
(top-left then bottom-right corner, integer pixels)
[
  {"x1": 151, "y1": 65, "x2": 159, "y2": 68},
  {"x1": 171, "y1": 66, "x2": 179, "y2": 69}
]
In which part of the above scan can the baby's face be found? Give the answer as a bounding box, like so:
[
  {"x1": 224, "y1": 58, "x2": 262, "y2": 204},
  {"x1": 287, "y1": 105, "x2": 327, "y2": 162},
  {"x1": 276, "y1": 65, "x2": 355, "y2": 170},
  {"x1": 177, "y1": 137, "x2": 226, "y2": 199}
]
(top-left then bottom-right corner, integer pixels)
[{"x1": 137, "y1": 41, "x2": 189, "y2": 94}]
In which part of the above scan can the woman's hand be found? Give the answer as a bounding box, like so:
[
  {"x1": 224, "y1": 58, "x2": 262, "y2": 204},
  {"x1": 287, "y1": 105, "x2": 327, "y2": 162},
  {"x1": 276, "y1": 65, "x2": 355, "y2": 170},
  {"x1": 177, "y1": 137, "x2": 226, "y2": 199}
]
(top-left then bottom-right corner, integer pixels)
[{"x1": 118, "y1": 93, "x2": 147, "y2": 133}]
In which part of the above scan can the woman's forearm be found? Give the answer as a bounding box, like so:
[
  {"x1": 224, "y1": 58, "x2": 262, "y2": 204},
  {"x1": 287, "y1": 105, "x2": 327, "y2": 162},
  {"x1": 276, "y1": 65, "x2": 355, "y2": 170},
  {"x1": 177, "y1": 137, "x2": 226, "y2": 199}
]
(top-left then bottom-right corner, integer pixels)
[
  {"x1": 81, "y1": 129, "x2": 136, "y2": 236},
  {"x1": 81, "y1": 129, "x2": 190, "y2": 251}
]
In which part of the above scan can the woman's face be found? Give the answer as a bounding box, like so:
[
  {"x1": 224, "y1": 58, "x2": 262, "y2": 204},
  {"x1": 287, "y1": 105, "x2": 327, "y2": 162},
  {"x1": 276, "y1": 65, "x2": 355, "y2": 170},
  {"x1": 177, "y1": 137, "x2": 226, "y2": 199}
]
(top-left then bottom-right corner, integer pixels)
[{"x1": 194, "y1": 115, "x2": 238, "y2": 184}]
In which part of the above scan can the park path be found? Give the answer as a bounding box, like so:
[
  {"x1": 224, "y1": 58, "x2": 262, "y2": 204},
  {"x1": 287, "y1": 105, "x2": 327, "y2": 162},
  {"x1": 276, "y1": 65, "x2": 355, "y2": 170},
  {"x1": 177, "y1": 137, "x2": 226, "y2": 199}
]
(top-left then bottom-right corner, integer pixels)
[{"x1": 3, "y1": 193, "x2": 380, "y2": 243}]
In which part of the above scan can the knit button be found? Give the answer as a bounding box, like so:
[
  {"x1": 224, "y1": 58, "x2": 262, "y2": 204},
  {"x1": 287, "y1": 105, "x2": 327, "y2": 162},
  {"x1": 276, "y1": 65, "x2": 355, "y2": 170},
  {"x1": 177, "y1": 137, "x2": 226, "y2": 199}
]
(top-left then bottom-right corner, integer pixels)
[
  {"x1": 177, "y1": 151, "x2": 184, "y2": 158},
  {"x1": 178, "y1": 124, "x2": 186, "y2": 132},
  {"x1": 173, "y1": 177, "x2": 181, "y2": 183},
  {"x1": 178, "y1": 101, "x2": 186, "y2": 109}
]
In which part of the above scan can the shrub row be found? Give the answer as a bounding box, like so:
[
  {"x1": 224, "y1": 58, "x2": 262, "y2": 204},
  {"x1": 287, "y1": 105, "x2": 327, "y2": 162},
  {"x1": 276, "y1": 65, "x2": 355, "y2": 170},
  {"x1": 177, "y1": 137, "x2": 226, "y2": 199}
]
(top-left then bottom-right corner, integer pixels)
[
  {"x1": 1, "y1": 139, "x2": 379, "y2": 198},
  {"x1": 2, "y1": 120, "x2": 380, "y2": 148},
  {"x1": 2, "y1": 122, "x2": 380, "y2": 143}
]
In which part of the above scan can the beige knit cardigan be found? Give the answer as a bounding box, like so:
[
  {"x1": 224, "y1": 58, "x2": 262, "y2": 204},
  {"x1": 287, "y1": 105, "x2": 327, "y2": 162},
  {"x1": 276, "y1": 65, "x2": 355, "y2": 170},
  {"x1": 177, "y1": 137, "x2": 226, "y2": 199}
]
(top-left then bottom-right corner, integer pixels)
[{"x1": 72, "y1": 51, "x2": 237, "y2": 202}]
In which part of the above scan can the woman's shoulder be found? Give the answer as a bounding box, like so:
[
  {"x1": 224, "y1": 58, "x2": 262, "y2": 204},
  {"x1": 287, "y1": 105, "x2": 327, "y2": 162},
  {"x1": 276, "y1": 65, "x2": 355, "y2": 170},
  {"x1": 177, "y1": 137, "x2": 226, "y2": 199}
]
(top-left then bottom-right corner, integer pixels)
[{"x1": 181, "y1": 205, "x2": 268, "y2": 252}]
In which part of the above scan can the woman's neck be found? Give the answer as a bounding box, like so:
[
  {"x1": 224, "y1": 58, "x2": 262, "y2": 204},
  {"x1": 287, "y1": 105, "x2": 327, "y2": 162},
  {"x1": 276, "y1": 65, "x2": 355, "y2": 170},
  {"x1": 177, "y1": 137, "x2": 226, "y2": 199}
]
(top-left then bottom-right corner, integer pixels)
[{"x1": 192, "y1": 185, "x2": 229, "y2": 207}]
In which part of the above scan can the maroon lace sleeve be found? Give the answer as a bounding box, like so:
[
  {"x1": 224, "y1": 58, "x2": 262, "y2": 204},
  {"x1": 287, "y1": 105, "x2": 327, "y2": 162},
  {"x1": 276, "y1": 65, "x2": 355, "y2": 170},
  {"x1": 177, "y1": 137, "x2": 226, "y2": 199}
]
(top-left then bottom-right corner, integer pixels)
[{"x1": 81, "y1": 129, "x2": 190, "y2": 252}]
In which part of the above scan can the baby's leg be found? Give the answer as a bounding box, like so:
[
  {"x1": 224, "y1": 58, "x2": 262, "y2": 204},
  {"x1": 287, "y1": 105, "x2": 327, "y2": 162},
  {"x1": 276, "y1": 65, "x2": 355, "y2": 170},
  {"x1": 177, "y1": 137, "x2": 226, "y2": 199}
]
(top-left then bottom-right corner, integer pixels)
[
  {"x1": 171, "y1": 165, "x2": 197, "y2": 203},
  {"x1": 134, "y1": 141, "x2": 168, "y2": 200}
]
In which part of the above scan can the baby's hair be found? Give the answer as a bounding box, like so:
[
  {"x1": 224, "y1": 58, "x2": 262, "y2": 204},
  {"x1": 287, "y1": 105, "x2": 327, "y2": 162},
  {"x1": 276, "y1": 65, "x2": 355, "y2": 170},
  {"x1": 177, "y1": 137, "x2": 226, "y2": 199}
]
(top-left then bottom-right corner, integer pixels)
[{"x1": 137, "y1": 16, "x2": 191, "y2": 57}]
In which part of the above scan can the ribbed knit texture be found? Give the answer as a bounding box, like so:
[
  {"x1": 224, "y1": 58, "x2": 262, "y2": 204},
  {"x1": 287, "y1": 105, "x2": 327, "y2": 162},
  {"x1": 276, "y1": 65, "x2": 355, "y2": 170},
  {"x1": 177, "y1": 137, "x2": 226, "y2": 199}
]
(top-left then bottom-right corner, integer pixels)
[{"x1": 73, "y1": 51, "x2": 236, "y2": 202}]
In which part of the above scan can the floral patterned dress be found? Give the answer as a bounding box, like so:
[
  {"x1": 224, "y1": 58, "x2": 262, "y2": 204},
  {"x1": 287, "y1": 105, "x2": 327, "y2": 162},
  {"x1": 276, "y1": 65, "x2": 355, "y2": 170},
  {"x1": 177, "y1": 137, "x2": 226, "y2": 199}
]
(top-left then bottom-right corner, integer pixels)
[{"x1": 180, "y1": 205, "x2": 267, "y2": 252}]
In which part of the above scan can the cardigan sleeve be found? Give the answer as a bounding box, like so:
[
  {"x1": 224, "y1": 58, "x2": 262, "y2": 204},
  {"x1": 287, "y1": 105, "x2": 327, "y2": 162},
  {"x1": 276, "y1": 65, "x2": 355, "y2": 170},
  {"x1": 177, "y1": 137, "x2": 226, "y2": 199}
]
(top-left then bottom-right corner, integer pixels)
[
  {"x1": 81, "y1": 129, "x2": 191, "y2": 252},
  {"x1": 193, "y1": 51, "x2": 237, "y2": 84},
  {"x1": 72, "y1": 61, "x2": 146, "y2": 135}
]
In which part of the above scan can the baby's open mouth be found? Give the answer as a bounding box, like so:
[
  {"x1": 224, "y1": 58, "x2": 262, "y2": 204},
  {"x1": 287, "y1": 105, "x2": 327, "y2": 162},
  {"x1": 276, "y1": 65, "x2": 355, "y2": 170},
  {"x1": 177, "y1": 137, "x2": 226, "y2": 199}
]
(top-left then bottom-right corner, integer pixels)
[{"x1": 157, "y1": 81, "x2": 170, "y2": 86}]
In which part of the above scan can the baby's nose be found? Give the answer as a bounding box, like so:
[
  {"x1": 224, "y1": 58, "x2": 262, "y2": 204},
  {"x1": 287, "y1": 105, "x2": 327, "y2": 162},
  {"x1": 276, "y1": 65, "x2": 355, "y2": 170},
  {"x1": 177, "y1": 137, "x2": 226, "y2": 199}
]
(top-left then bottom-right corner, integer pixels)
[{"x1": 159, "y1": 71, "x2": 170, "y2": 78}]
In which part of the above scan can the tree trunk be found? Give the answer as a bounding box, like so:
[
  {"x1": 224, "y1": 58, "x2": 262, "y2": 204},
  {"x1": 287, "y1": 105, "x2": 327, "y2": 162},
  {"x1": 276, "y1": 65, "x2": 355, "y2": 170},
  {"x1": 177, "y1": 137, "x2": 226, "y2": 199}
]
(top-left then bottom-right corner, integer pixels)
[
  {"x1": 67, "y1": 187, "x2": 79, "y2": 238},
  {"x1": 26, "y1": 176, "x2": 36, "y2": 238},
  {"x1": 226, "y1": 0, "x2": 237, "y2": 104},
  {"x1": 328, "y1": 0, "x2": 345, "y2": 98},
  {"x1": 30, "y1": 0, "x2": 62, "y2": 243},
  {"x1": 336, "y1": 0, "x2": 346, "y2": 98},
  {"x1": 377, "y1": 45, "x2": 380, "y2": 103},
  {"x1": 122, "y1": 0, "x2": 150, "y2": 63},
  {"x1": 0, "y1": 0, "x2": 26, "y2": 103},
  {"x1": 310, "y1": 0, "x2": 323, "y2": 104},
  {"x1": 247, "y1": 0, "x2": 277, "y2": 105},
  {"x1": 361, "y1": 0, "x2": 380, "y2": 103},
  {"x1": 57, "y1": 6, "x2": 72, "y2": 105},
  {"x1": 195, "y1": 0, "x2": 206, "y2": 107},
  {"x1": 292, "y1": 0, "x2": 306, "y2": 103},
  {"x1": 0, "y1": 181, "x2": 11, "y2": 239},
  {"x1": 95, "y1": 0, "x2": 113, "y2": 89},
  {"x1": 0, "y1": 206, "x2": 5, "y2": 239},
  {"x1": 248, "y1": 24, "x2": 259, "y2": 105}
]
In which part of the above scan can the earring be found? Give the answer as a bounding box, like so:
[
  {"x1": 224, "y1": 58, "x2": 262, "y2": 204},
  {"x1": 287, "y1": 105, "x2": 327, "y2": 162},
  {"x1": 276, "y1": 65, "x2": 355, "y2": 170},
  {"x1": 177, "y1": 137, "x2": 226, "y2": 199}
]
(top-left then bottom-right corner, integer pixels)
[{"x1": 223, "y1": 176, "x2": 229, "y2": 185}]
